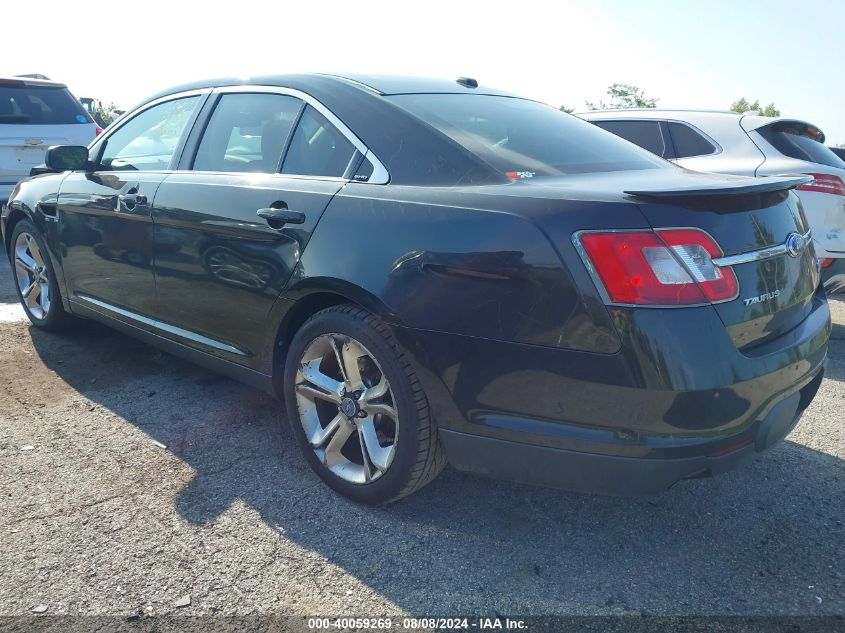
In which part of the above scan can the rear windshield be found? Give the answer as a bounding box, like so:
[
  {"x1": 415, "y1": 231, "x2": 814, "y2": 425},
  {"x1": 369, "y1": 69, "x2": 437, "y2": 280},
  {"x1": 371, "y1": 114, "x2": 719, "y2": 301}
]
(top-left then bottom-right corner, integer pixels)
[
  {"x1": 757, "y1": 122, "x2": 845, "y2": 169},
  {"x1": 387, "y1": 94, "x2": 665, "y2": 176},
  {"x1": 0, "y1": 85, "x2": 92, "y2": 125}
]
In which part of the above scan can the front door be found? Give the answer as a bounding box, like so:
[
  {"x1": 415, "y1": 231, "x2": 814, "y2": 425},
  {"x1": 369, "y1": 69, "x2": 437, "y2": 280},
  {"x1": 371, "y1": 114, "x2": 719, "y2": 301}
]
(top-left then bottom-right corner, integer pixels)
[
  {"x1": 150, "y1": 92, "x2": 356, "y2": 368},
  {"x1": 57, "y1": 94, "x2": 204, "y2": 322}
]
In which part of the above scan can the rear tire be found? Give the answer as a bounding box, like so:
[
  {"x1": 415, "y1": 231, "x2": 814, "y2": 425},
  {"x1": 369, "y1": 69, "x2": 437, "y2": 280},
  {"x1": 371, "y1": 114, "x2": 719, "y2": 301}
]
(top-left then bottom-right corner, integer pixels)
[
  {"x1": 10, "y1": 219, "x2": 70, "y2": 331},
  {"x1": 283, "y1": 304, "x2": 446, "y2": 504}
]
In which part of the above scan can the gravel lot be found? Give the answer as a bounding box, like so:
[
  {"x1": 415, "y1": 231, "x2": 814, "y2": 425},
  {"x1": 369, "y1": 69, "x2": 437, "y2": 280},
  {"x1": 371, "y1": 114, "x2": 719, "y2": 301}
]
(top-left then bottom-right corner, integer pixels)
[{"x1": 0, "y1": 243, "x2": 842, "y2": 619}]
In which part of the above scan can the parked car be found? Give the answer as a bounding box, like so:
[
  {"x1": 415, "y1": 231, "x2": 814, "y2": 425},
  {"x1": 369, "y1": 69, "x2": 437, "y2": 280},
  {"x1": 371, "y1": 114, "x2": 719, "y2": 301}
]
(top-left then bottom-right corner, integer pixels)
[
  {"x1": 0, "y1": 76, "x2": 100, "y2": 204},
  {"x1": 2, "y1": 76, "x2": 830, "y2": 504},
  {"x1": 578, "y1": 109, "x2": 845, "y2": 294}
]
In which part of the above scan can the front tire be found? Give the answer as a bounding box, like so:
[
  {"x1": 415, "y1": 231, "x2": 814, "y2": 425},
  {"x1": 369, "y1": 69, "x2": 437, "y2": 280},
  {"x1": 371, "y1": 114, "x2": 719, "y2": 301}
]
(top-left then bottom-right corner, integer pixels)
[
  {"x1": 10, "y1": 219, "x2": 70, "y2": 331},
  {"x1": 283, "y1": 305, "x2": 446, "y2": 504}
]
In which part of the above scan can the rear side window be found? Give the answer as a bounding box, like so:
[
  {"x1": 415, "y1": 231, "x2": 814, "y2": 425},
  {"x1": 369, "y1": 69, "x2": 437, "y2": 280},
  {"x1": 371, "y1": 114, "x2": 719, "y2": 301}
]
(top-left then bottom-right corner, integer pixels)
[
  {"x1": 0, "y1": 85, "x2": 91, "y2": 125},
  {"x1": 281, "y1": 105, "x2": 357, "y2": 178},
  {"x1": 388, "y1": 94, "x2": 664, "y2": 176},
  {"x1": 593, "y1": 120, "x2": 668, "y2": 158},
  {"x1": 193, "y1": 93, "x2": 303, "y2": 173},
  {"x1": 757, "y1": 122, "x2": 845, "y2": 169},
  {"x1": 668, "y1": 122, "x2": 717, "y2": 158}
]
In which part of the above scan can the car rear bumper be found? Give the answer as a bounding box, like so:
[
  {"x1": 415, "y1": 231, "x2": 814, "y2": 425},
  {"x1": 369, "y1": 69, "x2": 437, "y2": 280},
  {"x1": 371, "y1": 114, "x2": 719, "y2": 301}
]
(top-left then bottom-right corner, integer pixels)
[
  {"x1": 395, "y1": 287, "x2": 830, "y2": 494},
  {"x1": 439, "y1": 369, "x2": 823, "y2": 494},
  {"x1": 822, "y1": 256, "x2": 845, "y2": 294}
]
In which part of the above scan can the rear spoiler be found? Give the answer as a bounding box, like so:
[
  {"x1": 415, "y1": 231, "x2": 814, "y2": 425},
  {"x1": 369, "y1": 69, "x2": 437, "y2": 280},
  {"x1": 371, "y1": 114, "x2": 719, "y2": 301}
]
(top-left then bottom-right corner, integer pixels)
[
  {"x1": 740, "y1": 115, "x2": 826, "y2": 143},
  {"x1": 625, "y1": 175, "x2": 812, "y2": 199}
]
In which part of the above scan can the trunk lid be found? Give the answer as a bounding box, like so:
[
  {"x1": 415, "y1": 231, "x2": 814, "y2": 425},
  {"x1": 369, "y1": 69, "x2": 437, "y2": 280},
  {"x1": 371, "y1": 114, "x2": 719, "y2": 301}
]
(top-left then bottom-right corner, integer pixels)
[{"x1": 622, "y1": 170, "x2": 818, "y2": 350}]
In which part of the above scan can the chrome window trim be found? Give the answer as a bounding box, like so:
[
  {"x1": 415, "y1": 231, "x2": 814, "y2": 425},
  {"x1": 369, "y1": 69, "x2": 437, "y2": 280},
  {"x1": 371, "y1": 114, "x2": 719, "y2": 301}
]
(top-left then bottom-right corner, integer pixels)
[
  {"x1": 712, "y1": 228, "x2": 813, "y2": 267},
  {"x1": 76, "y1": 295, "x2": 248, "y2": 356},
  {"x1": 211, "y1": 85, "x2": 390, "y2": 184}
]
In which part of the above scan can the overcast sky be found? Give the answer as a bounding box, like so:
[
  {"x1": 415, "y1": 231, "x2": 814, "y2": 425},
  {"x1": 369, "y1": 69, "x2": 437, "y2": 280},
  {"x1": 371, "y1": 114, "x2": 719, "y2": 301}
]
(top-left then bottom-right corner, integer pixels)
[{"x1": 5, "y1": 0, "x2": 844, "y2": 144}]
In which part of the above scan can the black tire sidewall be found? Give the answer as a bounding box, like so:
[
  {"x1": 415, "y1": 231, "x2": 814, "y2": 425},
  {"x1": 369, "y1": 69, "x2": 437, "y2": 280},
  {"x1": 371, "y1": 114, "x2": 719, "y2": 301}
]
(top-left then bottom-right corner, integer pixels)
[
  {"x1": 10, "y1": 219, "x2": 65, "y2": 330},
  {"x1": 283, "y1": 308, "x2": 423, "y2": 505}
]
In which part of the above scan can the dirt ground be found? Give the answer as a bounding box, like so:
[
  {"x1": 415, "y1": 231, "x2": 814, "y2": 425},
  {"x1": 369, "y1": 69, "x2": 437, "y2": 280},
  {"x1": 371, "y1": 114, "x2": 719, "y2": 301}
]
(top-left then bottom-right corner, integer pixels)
[{"x1": 0, "y1": 244, "x2": 842, "y2": 619}]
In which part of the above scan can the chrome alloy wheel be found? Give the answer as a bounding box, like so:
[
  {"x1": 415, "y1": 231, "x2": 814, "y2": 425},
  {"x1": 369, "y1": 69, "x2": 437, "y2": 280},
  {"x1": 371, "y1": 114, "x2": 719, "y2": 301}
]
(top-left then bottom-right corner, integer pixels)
[
  {"x1": 14, "y1": 232, "x2": 51, "y2": 319},
  {"x1": 295, "y1": 333, "x2": 399, "y2": 484}
]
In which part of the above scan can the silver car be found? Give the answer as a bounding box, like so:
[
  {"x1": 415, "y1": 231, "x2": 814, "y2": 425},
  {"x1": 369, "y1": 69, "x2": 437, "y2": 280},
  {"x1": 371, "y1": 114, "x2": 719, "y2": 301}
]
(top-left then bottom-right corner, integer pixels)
[
  {"x1": 1, "y1": 76, "x2": 99, "y2": 204},
  {"x1": 578, "y1": 109, "x2": 845, "y2": 293}
]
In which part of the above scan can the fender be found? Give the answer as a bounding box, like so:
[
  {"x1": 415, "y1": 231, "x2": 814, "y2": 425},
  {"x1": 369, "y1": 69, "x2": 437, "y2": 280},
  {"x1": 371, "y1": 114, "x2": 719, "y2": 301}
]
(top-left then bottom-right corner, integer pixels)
[{"x1": 283, "y1": 185, "x2": 619, "y2": 352}]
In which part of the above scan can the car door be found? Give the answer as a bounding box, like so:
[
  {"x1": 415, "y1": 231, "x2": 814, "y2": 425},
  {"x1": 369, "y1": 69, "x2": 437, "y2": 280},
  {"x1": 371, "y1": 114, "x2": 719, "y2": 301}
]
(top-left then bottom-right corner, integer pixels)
[
  {"x1": 57, "y1": 92, "x2": 206, "y2": 323},
  {"x1": 150, "y1": 88, "x2": 362, "y2": 369}
]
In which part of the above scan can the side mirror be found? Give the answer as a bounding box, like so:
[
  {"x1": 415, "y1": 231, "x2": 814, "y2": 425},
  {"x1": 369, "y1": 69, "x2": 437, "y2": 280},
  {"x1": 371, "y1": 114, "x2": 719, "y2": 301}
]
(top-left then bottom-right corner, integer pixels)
[{"x1": 45, "y1": 145, "x2": 89, "y2": 172}]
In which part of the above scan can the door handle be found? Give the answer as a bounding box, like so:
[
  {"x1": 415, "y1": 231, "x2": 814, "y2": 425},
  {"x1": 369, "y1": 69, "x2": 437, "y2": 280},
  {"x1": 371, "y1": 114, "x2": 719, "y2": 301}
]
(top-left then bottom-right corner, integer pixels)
[
  {"x1": 118, "y1": 192, "x2": 148, "y2": 206},
  {"x1": 257, "y1": 207, "x2": 306, "y2": 228}
]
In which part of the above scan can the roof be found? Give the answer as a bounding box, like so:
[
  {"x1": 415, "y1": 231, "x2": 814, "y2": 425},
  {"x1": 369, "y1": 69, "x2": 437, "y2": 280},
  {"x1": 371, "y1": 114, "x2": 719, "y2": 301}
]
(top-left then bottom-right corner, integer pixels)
[
  {"x1": 576, "y1": 108, "x2": 742, "y2": 119},
  {"x1": 0, "y1": 75, "x2": 66, "y2": 88},
  {"x1": 577, "y1": 108, "x2": 826, "y2": 141},
  {"x1": 326, "y1": 74, "x2": 516, "y2": 96},
  {"x1": 144, "y1": 73, "x2": 515, "y2": 103}
]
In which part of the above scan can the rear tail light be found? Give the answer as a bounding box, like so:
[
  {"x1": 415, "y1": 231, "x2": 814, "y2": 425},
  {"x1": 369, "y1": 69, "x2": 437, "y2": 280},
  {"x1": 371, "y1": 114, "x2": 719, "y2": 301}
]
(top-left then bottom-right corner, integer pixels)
[
  {"x1": 820, "y1": 258, "x2": 834, "y2": 269},
  {"x1": 95, "y1": 126, "x2": 104, "y2": 136},
  {"x1": 797, "y1": 173, "x2": 845, "y2": 196},
  {"x1": 575, "y1": 228, "x2": 738, "y2": 306}
]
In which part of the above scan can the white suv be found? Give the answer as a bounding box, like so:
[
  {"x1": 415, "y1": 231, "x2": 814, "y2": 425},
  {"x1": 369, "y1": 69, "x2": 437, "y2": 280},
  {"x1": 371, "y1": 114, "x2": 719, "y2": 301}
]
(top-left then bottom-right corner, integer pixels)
[
  {"x1": 1, "y1": 76, "x2": 99, "y2": 203},
  {"x1": 578, "y1": 109, "x2": 845, "y2": 293}
]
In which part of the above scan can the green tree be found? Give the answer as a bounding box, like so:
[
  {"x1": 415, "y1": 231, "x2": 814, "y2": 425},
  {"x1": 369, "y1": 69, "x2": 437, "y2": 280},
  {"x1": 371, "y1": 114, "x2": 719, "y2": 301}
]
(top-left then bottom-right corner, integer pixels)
[
  {"x1": 586, "y1": 83, "x2": 658, "y2": 110},
  {"x1": 559, "y1": 105, "x2": 575, "y2": 114},
  {"x1": 730, "y1": 98, "x2": 780, "y2": 117},
  {"x1": 93, "y1": 102, "x2": 122, "y2": 127}
]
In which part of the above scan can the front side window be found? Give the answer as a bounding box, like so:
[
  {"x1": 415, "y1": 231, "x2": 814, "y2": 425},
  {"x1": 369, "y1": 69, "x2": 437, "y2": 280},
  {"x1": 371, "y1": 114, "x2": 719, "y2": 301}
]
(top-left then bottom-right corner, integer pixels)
[
  {"x1": 97, "y1": 96, "x2": 200, "y2": 171},
  {"x1": 281, "y1": 105, "x2": 357, "y2": 178},
  {"x1": 0, "y1": 85, "x2": 91, "y2": 125},
  {"x1": 193, "y1": 93, "x2": 303, "y2": 173},
  {"x1": 388, "y1": 94, "x2": 665, "y2": 176}
]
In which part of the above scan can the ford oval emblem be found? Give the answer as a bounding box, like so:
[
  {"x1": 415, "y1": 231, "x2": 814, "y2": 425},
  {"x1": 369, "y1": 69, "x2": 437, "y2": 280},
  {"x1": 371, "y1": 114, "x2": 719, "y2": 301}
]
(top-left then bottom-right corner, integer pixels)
[{"x1": 785, "y1": 232, "x2": 805, "y2": 258}]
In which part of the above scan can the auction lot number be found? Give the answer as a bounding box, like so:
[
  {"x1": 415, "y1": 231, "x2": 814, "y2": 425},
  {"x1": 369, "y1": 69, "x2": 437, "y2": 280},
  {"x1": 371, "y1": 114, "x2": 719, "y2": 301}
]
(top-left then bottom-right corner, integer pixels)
[{"x1": 308, "y1": 617, "x2": 526, "y2": 630}]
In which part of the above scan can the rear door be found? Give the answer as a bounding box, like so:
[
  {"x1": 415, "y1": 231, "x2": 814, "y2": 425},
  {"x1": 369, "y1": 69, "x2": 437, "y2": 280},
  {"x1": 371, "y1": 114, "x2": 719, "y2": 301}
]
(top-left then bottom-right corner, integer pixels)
[
  {"x1": 57, "y1": 92, "x2": 205, "y2": 322},
  {"x1": 0, "y1": 80, "x2": 97, "y2": 196},
  {"x1": 151, "y1": 88, "x2": 360, "y2": 368}
]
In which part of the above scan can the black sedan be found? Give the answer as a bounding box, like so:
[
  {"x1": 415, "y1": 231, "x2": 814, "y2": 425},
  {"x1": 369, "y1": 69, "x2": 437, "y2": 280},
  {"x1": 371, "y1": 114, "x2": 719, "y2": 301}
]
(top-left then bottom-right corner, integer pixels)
[{"x1": 2, "y1": 75, "x2": 830, "y2": 504}]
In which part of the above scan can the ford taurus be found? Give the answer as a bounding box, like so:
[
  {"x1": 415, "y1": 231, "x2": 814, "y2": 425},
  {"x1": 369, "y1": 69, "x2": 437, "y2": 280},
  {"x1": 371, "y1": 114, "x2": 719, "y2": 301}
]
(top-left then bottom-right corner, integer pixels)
[{"x1": 1, "y1": 74, "x2": 830, "y2": 504}]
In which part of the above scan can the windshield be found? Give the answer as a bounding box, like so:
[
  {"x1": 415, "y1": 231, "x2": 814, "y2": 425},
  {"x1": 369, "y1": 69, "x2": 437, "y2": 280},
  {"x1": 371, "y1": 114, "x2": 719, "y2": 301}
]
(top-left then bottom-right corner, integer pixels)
[
  {"x1": 387, "y1": 93, "x2": 666, "y2": 177},
  {"x1": 0, "y1": 85, "x2": 92, "y2": 125}
]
